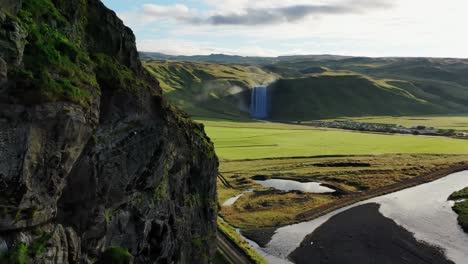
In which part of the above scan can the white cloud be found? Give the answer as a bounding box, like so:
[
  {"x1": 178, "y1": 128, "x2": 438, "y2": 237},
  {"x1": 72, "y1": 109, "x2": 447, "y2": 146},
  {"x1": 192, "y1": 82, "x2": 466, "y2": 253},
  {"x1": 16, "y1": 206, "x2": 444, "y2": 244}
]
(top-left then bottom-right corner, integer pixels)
[
  {"x1": 143, "y1": 4, "x2": 190, "y2": 20},
  {"x1": 116, "y1": 0, "x2": 468, "y2": 57},
  {"x1": 137, "y1": 39, "x2": 284, "y2": 57},
  {"x1": 123, "y1": 0, "x2": 393, "y2": 26}
]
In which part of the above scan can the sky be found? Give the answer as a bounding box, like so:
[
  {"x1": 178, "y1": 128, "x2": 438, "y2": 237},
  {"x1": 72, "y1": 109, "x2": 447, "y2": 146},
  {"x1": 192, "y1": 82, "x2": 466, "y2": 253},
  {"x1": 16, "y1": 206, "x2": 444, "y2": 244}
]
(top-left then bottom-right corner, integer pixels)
[{"x1": 102, "y1": 0, "x2": 468, "y2": 58}]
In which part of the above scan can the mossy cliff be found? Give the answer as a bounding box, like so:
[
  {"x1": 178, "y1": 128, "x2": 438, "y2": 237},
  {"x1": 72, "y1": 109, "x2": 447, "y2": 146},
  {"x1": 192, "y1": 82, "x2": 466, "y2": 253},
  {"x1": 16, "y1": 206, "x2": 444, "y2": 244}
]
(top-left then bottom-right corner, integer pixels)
[{"x1": 0, "y1": 0, "x2": 218, "y2": 263}]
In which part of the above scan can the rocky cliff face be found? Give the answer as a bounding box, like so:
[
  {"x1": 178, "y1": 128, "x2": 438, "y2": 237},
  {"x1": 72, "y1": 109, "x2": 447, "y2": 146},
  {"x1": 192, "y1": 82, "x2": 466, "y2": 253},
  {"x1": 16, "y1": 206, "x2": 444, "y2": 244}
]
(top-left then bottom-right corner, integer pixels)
[{"x1": 0, "y1": 0, "x2": 218, "y2": 263}]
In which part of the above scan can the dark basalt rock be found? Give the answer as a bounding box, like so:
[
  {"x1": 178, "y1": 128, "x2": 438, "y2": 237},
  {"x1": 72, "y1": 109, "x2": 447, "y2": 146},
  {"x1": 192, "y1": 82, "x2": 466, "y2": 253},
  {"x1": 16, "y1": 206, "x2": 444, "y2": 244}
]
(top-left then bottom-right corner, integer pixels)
[{"x1": 0, "y1": 1, "x2": 218, "y2": 263}]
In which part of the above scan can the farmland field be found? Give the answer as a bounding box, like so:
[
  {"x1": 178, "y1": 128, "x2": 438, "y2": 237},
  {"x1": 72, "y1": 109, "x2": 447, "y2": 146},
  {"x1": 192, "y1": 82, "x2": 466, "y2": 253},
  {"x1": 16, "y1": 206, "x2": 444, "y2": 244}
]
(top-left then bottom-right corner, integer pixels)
[
  {"x1": 199, "y1": 119, "x2": 468, "y2": 161},
  {"x1": 199, "y1": 119, "x2": 468, "y2": 229}
]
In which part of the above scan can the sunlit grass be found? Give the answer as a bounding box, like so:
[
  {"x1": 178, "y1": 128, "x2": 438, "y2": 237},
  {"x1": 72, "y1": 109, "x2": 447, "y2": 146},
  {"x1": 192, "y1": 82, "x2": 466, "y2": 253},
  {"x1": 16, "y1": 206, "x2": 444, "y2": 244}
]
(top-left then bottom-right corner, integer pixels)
[{"x1": 200, "y1": 120, "x2": 468, "y2": 161}]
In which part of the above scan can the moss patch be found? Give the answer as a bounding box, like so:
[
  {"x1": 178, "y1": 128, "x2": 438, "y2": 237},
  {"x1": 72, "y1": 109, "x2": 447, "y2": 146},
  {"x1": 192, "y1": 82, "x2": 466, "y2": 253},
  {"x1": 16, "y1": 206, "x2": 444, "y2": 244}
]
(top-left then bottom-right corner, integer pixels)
[
  {"x1": 93, "y1": 53, "x2": 149, "y2": 93},
  {"x1": 98, "y1": 246, "x2": 132, "y2": 264},
  {"x1": 0, "y1": 232, "x2": 51, "y2": 264},
  {"x1": 2, "y1": 243, "x2": 29, "y2": 264},
  {"x1": 13, "y1": 0, "x2": 98, "y2": 107}
]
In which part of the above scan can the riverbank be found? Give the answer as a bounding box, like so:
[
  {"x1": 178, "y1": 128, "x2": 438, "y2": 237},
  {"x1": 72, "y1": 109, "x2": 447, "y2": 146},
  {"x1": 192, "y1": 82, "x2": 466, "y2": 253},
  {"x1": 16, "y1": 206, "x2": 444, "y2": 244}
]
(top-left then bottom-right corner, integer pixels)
[
  {"x1": 449, "y1": 187, "x2": 468, "y2": 233},
  {"x1": 289, "y1": 203, "x2": 454, "y2": 264},
  {"x1": 242, "y1": 162, "x2": 468, "y2": 246}
]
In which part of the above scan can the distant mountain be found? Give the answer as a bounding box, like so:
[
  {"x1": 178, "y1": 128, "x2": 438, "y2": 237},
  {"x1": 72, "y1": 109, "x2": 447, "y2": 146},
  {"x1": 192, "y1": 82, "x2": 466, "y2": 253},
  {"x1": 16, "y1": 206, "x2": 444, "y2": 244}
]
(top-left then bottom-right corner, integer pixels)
[
  {"x1": 141, "y1": 54, "x2": 468, "y2": 120},
  {"x1": 139, "y1": 52, "x2": 352, "y2": 65}
]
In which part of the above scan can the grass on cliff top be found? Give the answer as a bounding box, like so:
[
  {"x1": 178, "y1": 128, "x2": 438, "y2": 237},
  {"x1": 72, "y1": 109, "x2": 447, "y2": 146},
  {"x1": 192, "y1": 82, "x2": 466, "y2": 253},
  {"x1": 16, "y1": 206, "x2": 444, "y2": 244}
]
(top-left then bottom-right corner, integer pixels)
[
  {"x1": 318, "y1": 115, "x2": 468, "y2": 131},
  {"x1": 13, "y1": 0, "x2": 99, "y2": 107},
  {"x1": 12, "y1": 0, "x2": 150, "y2": 107},
  {"x1": 199, "y1": 119, "x2": 468, "y2": 161}
]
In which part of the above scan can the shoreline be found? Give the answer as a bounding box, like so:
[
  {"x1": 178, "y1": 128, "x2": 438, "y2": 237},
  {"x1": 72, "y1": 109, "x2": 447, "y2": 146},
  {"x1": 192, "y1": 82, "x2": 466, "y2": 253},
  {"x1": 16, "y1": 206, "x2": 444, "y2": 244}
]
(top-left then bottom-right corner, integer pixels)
[
  {"x1": 289, "y1": 203, "x2": 455, "y2": 264},
  {"x1": 242, "y1": 162, "x2": 468, "y2": 246}
]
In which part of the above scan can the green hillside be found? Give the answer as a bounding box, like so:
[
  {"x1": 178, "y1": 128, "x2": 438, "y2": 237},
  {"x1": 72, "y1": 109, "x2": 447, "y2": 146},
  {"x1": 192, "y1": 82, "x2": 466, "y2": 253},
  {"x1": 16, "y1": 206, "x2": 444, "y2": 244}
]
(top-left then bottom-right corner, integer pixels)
[
  {"x1": 144, "y1": 60, "x2": 277, "y2": 119},
  {"x1": 270, "y1": 57, "x2": 468, "y2": 116},
  {"x1": 142, "y1": 57, "x2": 468, "y2": 121},
  {"x1": 269, "y1": 74, "x2": 442, "y2": 120}
]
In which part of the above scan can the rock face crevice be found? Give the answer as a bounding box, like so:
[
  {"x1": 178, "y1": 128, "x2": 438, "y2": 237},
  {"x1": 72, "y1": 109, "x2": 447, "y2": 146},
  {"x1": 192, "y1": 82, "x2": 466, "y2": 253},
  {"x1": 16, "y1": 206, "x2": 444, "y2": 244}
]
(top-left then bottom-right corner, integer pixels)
[{"x1": 0, "y1": 0, "x2": 218, "y2": 263}]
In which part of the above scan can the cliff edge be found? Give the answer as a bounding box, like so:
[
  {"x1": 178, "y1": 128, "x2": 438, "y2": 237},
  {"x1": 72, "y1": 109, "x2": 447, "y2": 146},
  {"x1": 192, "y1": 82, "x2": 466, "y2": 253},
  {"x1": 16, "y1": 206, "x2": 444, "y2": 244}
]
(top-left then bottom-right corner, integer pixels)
[{"x1": 0, "y1": 0, "x2": 218, "y2": 263}]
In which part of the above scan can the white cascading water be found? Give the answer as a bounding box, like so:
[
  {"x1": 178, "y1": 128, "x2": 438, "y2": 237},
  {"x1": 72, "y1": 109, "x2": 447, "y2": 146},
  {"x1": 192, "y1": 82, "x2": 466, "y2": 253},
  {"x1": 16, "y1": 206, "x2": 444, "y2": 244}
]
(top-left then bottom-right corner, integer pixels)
[{"x1": 250, "y1": 86, "x2": 269, "y2": 119}]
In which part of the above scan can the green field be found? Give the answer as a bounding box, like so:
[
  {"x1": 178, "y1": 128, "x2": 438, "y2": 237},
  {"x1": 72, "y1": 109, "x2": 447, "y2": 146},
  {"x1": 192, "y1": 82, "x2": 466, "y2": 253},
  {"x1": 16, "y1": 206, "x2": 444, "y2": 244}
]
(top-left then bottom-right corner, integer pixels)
[
  {"x1": 200, "y1": 119, "x2": 468, "y2": 161},
  {"x1": 206, "y1": 119, "x2": 468, "y2": 228},
  {"x1": 323, "y1": 115, "x2": 468, "y2": 131}
]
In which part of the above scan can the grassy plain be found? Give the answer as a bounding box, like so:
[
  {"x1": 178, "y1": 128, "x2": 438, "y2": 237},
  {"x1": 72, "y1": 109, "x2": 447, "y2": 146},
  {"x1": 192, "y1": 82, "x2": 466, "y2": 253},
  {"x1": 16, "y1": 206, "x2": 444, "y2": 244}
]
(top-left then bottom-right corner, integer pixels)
[
  {"x1": 200, "y1": 119, "x2": 468, "y2": 161},
  {"x1": 218, "y1": 154, "x2": 468, "y2": 228},
  {"x1": 202, "y1": 119, "x2": 468, "y2": 229}
]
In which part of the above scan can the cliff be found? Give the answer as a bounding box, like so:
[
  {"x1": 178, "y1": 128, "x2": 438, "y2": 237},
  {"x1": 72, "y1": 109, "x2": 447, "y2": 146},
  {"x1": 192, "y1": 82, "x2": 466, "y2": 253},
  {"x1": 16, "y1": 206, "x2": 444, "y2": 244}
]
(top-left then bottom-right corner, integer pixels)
[{"x1": 0, "y1": 0, "x2": 218, "y2": 263}]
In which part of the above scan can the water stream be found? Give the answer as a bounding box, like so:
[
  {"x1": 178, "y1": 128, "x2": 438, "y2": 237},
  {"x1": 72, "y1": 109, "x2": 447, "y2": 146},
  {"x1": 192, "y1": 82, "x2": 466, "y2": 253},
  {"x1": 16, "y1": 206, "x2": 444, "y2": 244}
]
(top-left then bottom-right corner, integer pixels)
[
  {"x1": 251, "y1": 170, "x2": 468, "y2": 264},
  {"x1": 222, "y1": 189, "x2": 253, "y2": 206},
  {"x1": 255, "y1": 179, "x2": 335, "y2": 194}
]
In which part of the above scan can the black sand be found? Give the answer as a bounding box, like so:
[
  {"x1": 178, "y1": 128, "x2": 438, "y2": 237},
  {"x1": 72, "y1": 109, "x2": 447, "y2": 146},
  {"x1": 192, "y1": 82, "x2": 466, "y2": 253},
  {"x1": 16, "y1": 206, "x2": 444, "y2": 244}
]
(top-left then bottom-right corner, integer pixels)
[{"x1": 289, "y1": 203, "x2": 454, "y2": 264}]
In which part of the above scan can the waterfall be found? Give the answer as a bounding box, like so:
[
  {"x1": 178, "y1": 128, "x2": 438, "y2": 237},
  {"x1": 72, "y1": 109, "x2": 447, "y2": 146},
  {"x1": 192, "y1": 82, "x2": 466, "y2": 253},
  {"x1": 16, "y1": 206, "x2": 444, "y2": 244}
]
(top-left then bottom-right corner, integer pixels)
[{"x1": 250, "y1": 86, "x2": 269, "y2": 119}]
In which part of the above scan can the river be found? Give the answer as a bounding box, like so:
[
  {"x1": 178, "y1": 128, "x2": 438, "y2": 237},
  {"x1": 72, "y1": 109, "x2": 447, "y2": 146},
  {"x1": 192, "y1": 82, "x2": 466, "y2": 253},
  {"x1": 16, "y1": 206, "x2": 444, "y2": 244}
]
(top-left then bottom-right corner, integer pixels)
[{"x1": 249, "y1": 170, "x2": 468, "y2": 264}]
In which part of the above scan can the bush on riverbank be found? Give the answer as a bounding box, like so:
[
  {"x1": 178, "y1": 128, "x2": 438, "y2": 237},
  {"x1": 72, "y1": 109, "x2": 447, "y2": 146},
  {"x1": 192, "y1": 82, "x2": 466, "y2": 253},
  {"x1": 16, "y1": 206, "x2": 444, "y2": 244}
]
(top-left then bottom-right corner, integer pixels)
[{"x1": 449, "y1": 187, "x2": 468, "y2": 233}]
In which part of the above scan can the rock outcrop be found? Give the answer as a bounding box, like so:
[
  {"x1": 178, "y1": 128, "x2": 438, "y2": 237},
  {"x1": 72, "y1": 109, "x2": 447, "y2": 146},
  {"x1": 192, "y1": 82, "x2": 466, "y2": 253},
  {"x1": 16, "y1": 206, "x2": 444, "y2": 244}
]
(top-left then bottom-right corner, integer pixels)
[{"x1": 0, "y1": 0, "x2": 218, "y2": 263}]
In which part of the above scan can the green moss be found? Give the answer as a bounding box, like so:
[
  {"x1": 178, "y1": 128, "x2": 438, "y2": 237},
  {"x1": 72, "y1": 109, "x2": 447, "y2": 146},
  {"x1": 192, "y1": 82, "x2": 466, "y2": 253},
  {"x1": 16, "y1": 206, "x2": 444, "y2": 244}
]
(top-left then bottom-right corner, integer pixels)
[
  {"x1": 104, "y1": 209, "x2": 114, "y2": 225},
  {"x1": 15, "y1": 1, "x2": 98, "y2": 107},
  {"x1": 29, "y1": 232, "x2": 52, "y2": 257},
  {"x1": 153, "y1": 168, "x2": 169, "y2": 202},
  {"x1": 192, "y1": 235, "x2": 203, "y2": 249},
  {"x1": 98, "y1": 246, "x2": 132, "y2": 264},
  {"x1": 93, "y1": 53, "x2": 149, "y2": 93},
  {"x1": 0, "y1": 243, "x2": 29, "y2": 264},
  {"x1": 190, "y1": 234, "x2": 214, "y2": 262},
  {"x1": 21, "y1": 0, "x2": 67, "y2": 25},
  {"x1": 0, "y1": 230, "x2": 52, "y2": 263}
]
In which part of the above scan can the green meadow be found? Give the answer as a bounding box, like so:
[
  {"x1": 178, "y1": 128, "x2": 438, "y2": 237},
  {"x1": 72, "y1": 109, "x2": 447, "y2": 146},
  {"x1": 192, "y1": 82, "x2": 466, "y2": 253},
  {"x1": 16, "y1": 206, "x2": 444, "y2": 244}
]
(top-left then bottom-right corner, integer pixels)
[
  {"x1": 205, "y1": 118, "x2": 468, "y2": 228},
  {"x1": 200, "y1": 119, "x2": 468, "y2": 161}
]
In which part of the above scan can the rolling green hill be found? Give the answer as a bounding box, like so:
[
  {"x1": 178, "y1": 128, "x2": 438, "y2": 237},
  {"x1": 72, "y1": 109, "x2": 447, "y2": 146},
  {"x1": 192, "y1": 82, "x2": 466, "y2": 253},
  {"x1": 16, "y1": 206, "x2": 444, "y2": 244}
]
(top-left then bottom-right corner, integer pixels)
[
  {"x1": 142, "y1": 56, "x2": 468, "y2": 121},
  {"x1": 269, "y1": 57, "x2": 468, "y2": 117},
  {"x1": 269, "y1": 74, "x2": 441, "y2": 120},
  {"x1": 144, "y1": 60, "x2": 277, "y2": 119}
]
